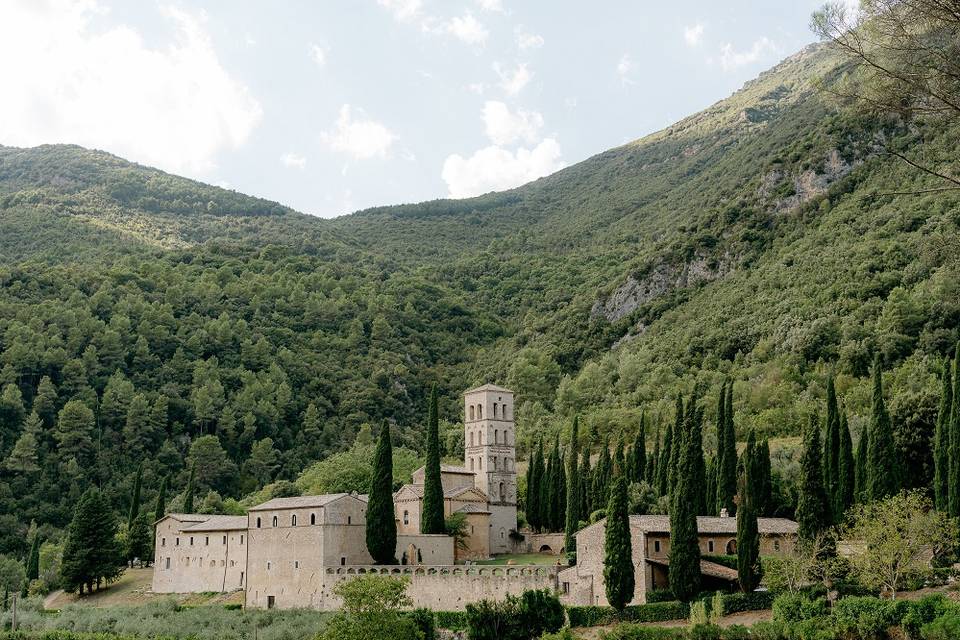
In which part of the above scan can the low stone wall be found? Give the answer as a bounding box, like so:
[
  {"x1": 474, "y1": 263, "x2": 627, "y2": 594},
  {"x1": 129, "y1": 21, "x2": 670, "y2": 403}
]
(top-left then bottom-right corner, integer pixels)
[
  {"x1": 509, "y1": 531, "x2": 565, "y2": 555},
  {"x1": 251, "y1": 564, "x2": 559, "y2": 611}
]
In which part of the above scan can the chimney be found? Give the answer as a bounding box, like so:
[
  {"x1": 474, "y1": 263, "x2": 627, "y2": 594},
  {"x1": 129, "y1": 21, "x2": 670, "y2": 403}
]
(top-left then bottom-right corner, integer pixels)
[{"x1": 719, "y1": 508, "x2": 729, "y2": 518}]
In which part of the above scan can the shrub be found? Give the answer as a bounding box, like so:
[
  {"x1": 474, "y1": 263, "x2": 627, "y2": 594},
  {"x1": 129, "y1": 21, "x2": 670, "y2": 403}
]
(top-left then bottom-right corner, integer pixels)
[
  {"x1": 567, "y1": 601, "x2": 689, "y2": 627},
  {"x1": 464, "y1": 589, "x2": 564, "y2": 640},
  {"x1": 645, "y1": 589, "x2": 676, "y2": 603},
  {"x1": 435, "y1": 610, "x2": 467, "y2": 631},
  {"x1": 599, "y1": 624, "x2": 685, "y2": 640},
  {"x1": 771, "y1": 592, "x2": 827, "y2": 623},
  {"x1": 718, "y1": 590, "x2": 775, "y2": 614},
  {"x1": 831, "y1": 597, "x2": 902, "y2": 640},
  {"x1": 921, "y1": 612, "x2": 960, "y2": 640},
  {"x1": 688, "y1": 624, "x2": 722, "y2": 640},
  {"x1": 407, "y1": 608, "x2": 436, "y2": 640}
]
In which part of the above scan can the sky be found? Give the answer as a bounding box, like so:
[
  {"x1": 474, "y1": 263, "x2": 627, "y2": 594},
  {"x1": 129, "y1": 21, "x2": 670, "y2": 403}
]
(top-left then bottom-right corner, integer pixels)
[{"x1": 0, "y1": 1, "x2": 836, "y2": 218}]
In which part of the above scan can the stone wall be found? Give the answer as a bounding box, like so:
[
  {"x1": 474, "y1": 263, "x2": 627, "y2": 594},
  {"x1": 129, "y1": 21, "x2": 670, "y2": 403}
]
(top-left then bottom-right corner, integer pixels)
[
  {"x1": 511, "y1": 532, "x2": 565, "y2": 555},
  {"x1": 153, "y1": 518, "x2": 247, "y2": 594},
  {"x1": 397, "y1": 534, "x2": 454, "y2": 566}
]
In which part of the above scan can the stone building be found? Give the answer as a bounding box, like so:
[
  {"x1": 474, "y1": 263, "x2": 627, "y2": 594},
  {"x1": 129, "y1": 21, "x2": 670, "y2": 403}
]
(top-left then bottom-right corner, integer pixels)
[
  {"x1": 558, "y1": 514, "x2": 799, "y2": 606},
  {"x1": 152, "y1": 514, "x2": 247, "y2": 594}
]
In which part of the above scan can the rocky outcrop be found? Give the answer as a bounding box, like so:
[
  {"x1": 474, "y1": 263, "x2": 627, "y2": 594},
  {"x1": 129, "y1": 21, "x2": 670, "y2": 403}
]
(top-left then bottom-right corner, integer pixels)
[
  {"x1": 592, "y1": 252, "x2": 734, "y2": 323},
  {"x1": 758, "y1": 149, "x2": 853, "y2": 213}
]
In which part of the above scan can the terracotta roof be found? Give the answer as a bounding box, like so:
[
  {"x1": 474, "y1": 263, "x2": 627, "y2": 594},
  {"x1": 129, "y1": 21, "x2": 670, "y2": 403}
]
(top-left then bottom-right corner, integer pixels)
[
  {"x1": 578, "y1": 514, "x2": 798, "y2": 538},
  {"x1": 464, "y1": 384, "x2": 513, "y2": 395},
  {"x1": 156, "y1": 513, "x2": 209, "y2": 525},
  {"x1": 454, "y1": 503, "x2": 491, "y2": 514},
  {"x1": 647, "y1": 557, "x2": 739, "y2": 581},
  {"x1": 248, "y1": 493, "x2": 351, "y2": 512},
  {"x1": 395, "y1": 484, "x2": 487, "y2": 500},
  {"x1": 413, "y1": 464, "x2": 474, "y2": 476},
  {"x1": 183, "y1": 516, "x2": 248, "y2": 532}
]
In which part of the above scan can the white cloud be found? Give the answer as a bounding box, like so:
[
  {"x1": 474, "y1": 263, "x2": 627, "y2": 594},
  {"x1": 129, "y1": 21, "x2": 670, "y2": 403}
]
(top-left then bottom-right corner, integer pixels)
[
  {"x1": 467, "y1": 82, "x2": 486, "y2": 94},
  {"x1": 446, "y1": 13, "x2": 488, "y2": 45},
  {"x1": 617, "y1": 54, "x2": 634, "y2": 85},
  {"x1": 281, "y1": 152, "x2": 307, "y2": 169},
  {"x1": 377, "y1": 0, "x2": 422, "y2": 22},
  {"x1": 309, "y1": 43, "x2": 327, "y2": 67},
  {"x1": 516, "y1": 28, "x2": 544, "y2": 50},
  {"x1": 441, "y1": 139, "x2": 564, "y2": 198},
  {"x1": 684, "y1": 23, "x2": 704, "y2": 47},
  {"x1": 475, "y1": 0, "x2": 504, "y2": 12},
  {"x1": 718, "y1": 37, "x2": 776, "y2": 71},
  {"x1": 482, "y1": 101, "x2": 543, "y2": 145},
  {"x1": 0, "y1": 1, "x2": 262, "y2": 176},
  {"x1": 321, "y1": 104, "x2": 397, "y2": 160},
  {"x1": 494, "y1": 62, "x2": 532, "y2": 95}
]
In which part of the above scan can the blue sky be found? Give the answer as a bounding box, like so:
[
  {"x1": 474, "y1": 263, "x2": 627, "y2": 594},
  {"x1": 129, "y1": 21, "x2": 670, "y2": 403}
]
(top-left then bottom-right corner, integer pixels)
[{"x1": 0, "y1": 1, "x2": 832, "y2": 218}]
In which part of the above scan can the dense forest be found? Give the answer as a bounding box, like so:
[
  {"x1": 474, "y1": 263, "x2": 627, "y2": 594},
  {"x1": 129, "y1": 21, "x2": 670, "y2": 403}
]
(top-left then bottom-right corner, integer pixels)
[{"x1": 1, "y1": 24, "x2": 959, "y2": 591}]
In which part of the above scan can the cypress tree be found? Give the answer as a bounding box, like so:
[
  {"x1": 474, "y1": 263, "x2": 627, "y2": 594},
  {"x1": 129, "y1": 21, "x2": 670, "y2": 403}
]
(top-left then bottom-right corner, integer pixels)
[
  {"x1": 603, "y1": 476, "x2": 634, "y2": 611},
  {"x1": 128, "y1": 462, "x2": 143, "y2": 531},
  {"x1": 854, "y1": 425, "x2": 869, "y2": 503},
  {"x1": 689, "y1": 401, "x2": 707, "y2": 515},
  {"x1": 704, "y1": 457, "x2": 717, "y2": 517},
  {"x1": 183, "y1": 463, "x2": 196, "y2": 513},
  {"x1": 796, "y1": 416, "x2": 830, "y2": 540},
  {"x1": 592, "y1": 436, "x2": 612, "y2": 509},
  {"x1": 669, "y1": 394, "x2": 701, "y2": 601},
  {"x1": 554, "y1": 440, "x2": 567, "y2": 532},
  {"x1": 539, "y1": 439, "x2": 552, "y2": 532},
  {"x1": 154, "y1": 475, "x2": 168, "y2": 524},
  {"x1": 26, "y1": 531, "x2": 40, "y2": 582},
  {"x1": 714, "y1": 380, "x2": 727, "y2": 513},
  {"x1": 526, "y1": 439, "x2": 543, "y2": 532},
  {"x1": 565, "y1": 416, "x2": 581, "y2": 554},
  {"x1": 866, "y1": 356, "x2": 899, "y2": 502},
  {"x1": 366, "y1": 421, "x2": 397, "y2": 564},
  {"x1": 934, "y1": 359, "x2": 953, "y2": 511},
  {"x1": 757, "y1": 438, "x2": 772, "y2": 517},
  {"x1": 613, "y1": 434, "x2": 626, "y2": 477},
  {"x1": 668, "y1": 394, "x2": 684, "y2": 492},
  {"x1": 837, "y1": 409, "x2": 855, "y2": 516},
  {"x1": 579, "y1": 442, "x2": 592, "y2": 520},
  {"x1": 736, "y1": 430, "x2": 762, "y2": 592},
  {"x1": 656, "y1": 419, "x2": 672, "y2": 496},
  {"x1": 631, "y1": 414, "x2": 646, "y2": 484},
  {"x1": 648, "y1": 425, "x2": 660, "y2": 486},
  {"x1": 717, "y1": 382, "x2": 737, "y2": 516},
  {"x1": 824, "y1": 373, "x2": 841, "y2": 523},
  {"x1": 421, "y1": 385, "x2": 445, "y2": 534},
  {"x1": 949, "y1": 344, "x2": 960, "y2": 517}
]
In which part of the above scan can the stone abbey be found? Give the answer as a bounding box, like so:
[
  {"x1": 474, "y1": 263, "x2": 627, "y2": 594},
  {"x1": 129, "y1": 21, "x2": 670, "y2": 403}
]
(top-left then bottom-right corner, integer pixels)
[{"x1": 153, "y1": 384, "x2": 799, "y2": 611}]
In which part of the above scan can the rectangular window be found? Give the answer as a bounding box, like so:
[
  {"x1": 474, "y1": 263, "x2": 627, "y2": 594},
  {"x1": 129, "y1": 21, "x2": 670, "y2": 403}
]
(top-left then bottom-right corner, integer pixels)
[
  {"x1": 175, "y1": 537, "x2": 180, "y2": 546},
  {"x1": 161, "y1": 537, "x2": 166, "y2": 547},
  {"x1": 708, "y1": 540, "x2": 714, "y2": 553},
  {"x1": 267, "y1": 596, "x2": 275, "y2": 609},
  {"x1": 562, "y1": 582, "x2": 570, "y2": 594},
  {"x1": 240, "y1": 535, "x2": 244, "y2": 545},
  {"x1": 294, "y1": 561, "x2": 299, "y2": 569},
  {"x1": 165, "y1": 557, "x2": 170, "y2": 570},
  {"x1": 205, "y1": 537, "x2": 209, "y2": 546},
  {"x1": 190, "y1": 537, "x2": 194, "y2": 546},
  {"x1": 223, "y1": 536, "x2": 227, "y2": 545},
  {"x1": 267, "y1": 561, "x2": 272, "y2": 570},
  {"x1": 340, "y1": 557, "x2": 346, "y2": 566},
  {"x1": 654, "y1": 540, "x2": 661, "y2": 553}
]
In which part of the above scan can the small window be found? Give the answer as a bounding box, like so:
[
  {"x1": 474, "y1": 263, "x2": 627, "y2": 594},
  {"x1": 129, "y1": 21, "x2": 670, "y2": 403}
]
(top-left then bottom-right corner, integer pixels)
[
  {"x1": 189, "y1": 537, "x2": 194, "y2": 546},
  {"x1": 240, "y1": 571, "x2": 244, "y2": 586},
  {"x1": 654, "y1": 540, "x2": 661, "y2": 553},
  {"x1": 469, "y1": 405, "x2": 475, "y2": 420},
  {"x1": 403, "y1": 510, "x2": 409, "y2": 525},
  {"x1": 176, "y1": 537, "x2": 180, "y2": 546},
  {"x1": 340, "y1": 557, "x2": 346, "y2": 566},
  {"x1": 478, "y1": 404, "x2": 482, "y2": 419},
  {"x1": 310, "y1": 513, "x2": 316, "y2": 525},
  {"x1": 494, "y1": 429, "x2": 499, "y2": 444},
  {"x1": 223, "y1": 535, "x2": 227, "y2": 545},
  {"x1": 161, "y1": 537, "x2": 166, "y2": 547},
  {"x1": 272, "y1": 516, "x2": 278, "y2": 527},
  {"x1": 500, "y1": 528, "x2": 505, "y2": 539},
  {"x1": 165, "y1": 557, "x2": 170, "y2": 569},
  {"x1": 708, "y1": 540, "x2": 714, "y2": 553},
  {"x1": 348, "y1": 516, "x2": 352, "y2": 524},
  {"x1": 267, "y1": 561, "x2": 272, "y2": 570},
  {"x1": 493, "y1": 403, "x2": 498, "y2": 418},
  {"x1": 292, "y1": 514, "x2": 297, "y2": 526},
  {"x1": 230, "y1": 560, "x2": 235, "y2": 567},
  {"x1": 294, "y1": 561, "x2": 299, "y2": 569},
  {"x1": 562, "y1": 582, "x2": 570, "y2": 595},
  {"x1": 205, "y1": 536, "x2": 209, "y2": 546},
  {"x1": 774, "y1": 539, "x2": 781, "y2": 551},
  {"x1": 240, "y1": 535, "x2": 244, "y2": 545},
  {"x1": 470, "y1": 458, "x2": 474, "y2": 471},
  {"x1": 256, "y1": 517, "x2": 261, "y2": 528}
]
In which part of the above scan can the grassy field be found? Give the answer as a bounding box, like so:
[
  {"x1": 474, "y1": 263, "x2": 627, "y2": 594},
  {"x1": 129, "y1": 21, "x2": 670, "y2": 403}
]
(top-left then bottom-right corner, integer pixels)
[
  {"x1": 473, "y1": 553, "x2": 562, "y2": 566},
  {"x1": 45, "y1": 568, "x2": 244, "y2": 610}
]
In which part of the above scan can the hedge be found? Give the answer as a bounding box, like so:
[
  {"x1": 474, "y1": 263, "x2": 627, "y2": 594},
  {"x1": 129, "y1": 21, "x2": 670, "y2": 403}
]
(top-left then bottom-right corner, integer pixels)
[
  {"x1": 434, "y1": 610, "x2": 467, "y2": 631},
  {"x1": 714, "y1": 591, "x2": 775, "y2": 615},
  {"x1": 567, "y1": 601, "x2": 690, "y2": 627}
]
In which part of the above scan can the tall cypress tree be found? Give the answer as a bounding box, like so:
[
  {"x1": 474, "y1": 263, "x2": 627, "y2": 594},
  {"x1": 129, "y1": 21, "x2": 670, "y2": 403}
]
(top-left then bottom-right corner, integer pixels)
[
  {"x1": 579, "y1": 443, "x2": 592, "y2": 519},
  {"x1": 565, "y1": 416, "x2": 581, "y2": 554},
  {"x1": 26, "y1": 531, "x2": 41, "y2": 582},
  {"x1": 648, "y1": 425, "x2": 660, "y2": 486},
  {"x1": 128, "y1": 462, "x2": 143, "y2": 531},
  {"x1": 668, "y1": 395, "x2": 685, "y2": 492},
  {"x1": 366, "y1": 421, "x2": 397, "y2": 564},
  {"x1": 866, "y1": 356, "x2": 899, "y2": 502},
  {"x1": 757, "y1": 439, "x2": 772, "y2": 517},
  {"x1": 714, "y1": 380, "x2": 727, "y2": 513},
  {"x1": 546, "y1": 435, "x2": 564, "y2": 532},
  {"x1": 613, "y1": 434, "x2": 627, "y2": 477},
  {"x1": 796, "y1": 416, "x2": 830, "y2": 540},
  {"x1": 154, "y1": 475, "x2": 168, "y2": 524},
  {"x1": 421, "y1": 385, "x2": 445, "y2": 534},
  {"x1": 631, "y1": 414, "x2": 646, "y2": 484},
  {"x1": 934, "y1": 359, "x2": 953, "y2": 511},
  {"x1": 837, "y1": 409, "x2": 855, "y2": 516},
  {"x1": 854, "y1": 425, "x2": 869, "y2": 503},
  {"x1": 669, "y1": 394, "x2": 701, "y2": 601},
  {"x1": 737, "y1": 430, "x2": 762, "y2": 592},
  {"x1": 689, "y1": 401, "x2": 707, "y2": 515},
  {"x1": 948, "y1": 344, "x2": 960, "y2": 517},
  {"x1": 182, "y1": 463, "x2": 196, "y2": 513},
  {"x1": 824, "y1": 373, "x2": 841, "y2": 523},
  {"x1": 554, "y1": 439, "x2": 567, "y2": 532},
  {"x1": 656, "y1": 419, "x2": 672, "y2": 496},
  {"x1": 603, "y1": 476, "x2": 634, "y2": 611},
  {"x1": 526, "y1": 438, "x2": 543, "y2": 532},
  {"x1": 592, "y1": 436, "x2": 612, "y2": 509},
  {"x1": 705, "y1": 457, "x2": 717, "y2": 517},
  {"x1": 717, "y1": 382, "x2": 737, "y2": 516}
]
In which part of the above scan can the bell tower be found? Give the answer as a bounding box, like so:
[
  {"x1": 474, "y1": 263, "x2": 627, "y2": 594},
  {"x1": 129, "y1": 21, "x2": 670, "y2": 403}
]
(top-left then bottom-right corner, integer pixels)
[{"x1": 464, "y1": 384, "x2": 517, "y2": 554}]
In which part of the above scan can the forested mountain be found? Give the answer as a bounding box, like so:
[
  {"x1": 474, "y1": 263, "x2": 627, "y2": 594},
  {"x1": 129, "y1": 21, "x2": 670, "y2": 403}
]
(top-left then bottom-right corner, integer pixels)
[{"x1": 1, "y1": 40, "x2": 958, "y2": 558}]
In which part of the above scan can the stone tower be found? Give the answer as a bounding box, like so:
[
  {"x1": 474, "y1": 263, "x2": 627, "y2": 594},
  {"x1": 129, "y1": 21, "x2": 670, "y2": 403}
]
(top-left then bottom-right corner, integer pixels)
[{"x1": 463, "y1": 384, "x2": 517, "y2": 554}]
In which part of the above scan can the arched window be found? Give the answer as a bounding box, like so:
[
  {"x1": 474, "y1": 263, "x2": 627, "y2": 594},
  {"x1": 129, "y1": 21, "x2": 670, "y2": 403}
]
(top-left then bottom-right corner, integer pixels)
[
  {"x1": 256, "y1": 518, "x2": 261, "y2": 528},
  {"x1": 478, "y1": 404, "x2": 482, "y2": 419},
  {"x1": 310, "y1": 513, "x2": 316, "y2": 525},
  {"x1": 291, "y1": 514, "x2": 297, "y2": 526},
  {"x1": 493, "y1": 403, "x2": 498, "y2": 418},
  {"x1": 479, "y1": 457, "x2": 483, "y2": 470},
  {"x1": 272, "y1": 516, "x2": 278, "y2": 527},
  {"x1": 503, "y1": 404, "x2": 509, "y2": 420},
  {"x1": 348, "y1": 516, "x2": 352, "y2": 524},
  {"x1": 494, "y1": 429, "x2": 499, "y2": 444},
  {"x1": 403, "y1": 510, "x2": 409, "y2": 525},
  {"x1": 469, "y1": 405, "x2": 475, "y2": 420},
  {"x1": 470, "y1": 431, "x2": 474, "y2": 446},
  {"x1": 499, "y1": 483, "x2": 505, "y2": 501}
]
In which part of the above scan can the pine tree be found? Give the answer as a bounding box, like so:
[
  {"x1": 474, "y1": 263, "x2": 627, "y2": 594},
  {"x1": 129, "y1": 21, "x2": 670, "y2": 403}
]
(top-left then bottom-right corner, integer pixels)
[
  {"x1": 33, "y1": 376, "x2": 58, "y2": 425},
  {"x1": 736, "y1": 430, "x2": 762, "y2": 592},
  {"x1": 128, "y1": 463, "x2": 143, "y2": 534},
  {"x1": 421, "y1": 385, "x2": 445, "y2": 534},
  {"x1": 579, "y1": 443, "x2": 592, "y2": 520},
  {"x1": 6, "y1": 410, "x2": 41, "y2": 473},
  {"x1": 949, "y1": 345, "x2": 960, "y2": 517},
  {"x1": 603, "y1": 476, "x2": 634, "y2": 611},
  {"x1": 61, "y1": 488, "x2": 122, "y2": 594},
  {"x1": 525, "y1": 439, "x2": 542, "y2": 532},
  {"x1": 366, "y1": 421, "x2": 397, "y2": 564},
  {"x1": 669, "y1": 394, "x2": 701, "y2": 601},
  {"x1": 866, "y1": 356, "x2": 899, "y2": 502},
  {"x1": 717, "y1": 382, "x2": 737, "y2": 516},
  {"x1": 631, "y1": 414, "x2": 646, "y2": 484},
  {"x1": 855, "y1": 425, "x2": 869, "y2": 503},
  {"x1": 796, "y1": 416, "x2": 830, "y2": 540},
  {"x1": 154, "y1": 475, "x2": 168, "y2": 524},
  {"x1": 934, "y1": 359, "x2": 953, "y2": 511},
  {"x1": 837, "y1": 409, "x2": 855, "y2": 516},
  {"x1": 183, "y1": 463, "x2": 196, "y2": 513},
  {"x1": 656, "y1": 419, "x2": 672, "y2": 496},
  {"x1": 824, "y1": 372, "x2": 841, "y2": 523},
  {"x1": 565, "y1": 416, "x2": 581, "y2": 554}
]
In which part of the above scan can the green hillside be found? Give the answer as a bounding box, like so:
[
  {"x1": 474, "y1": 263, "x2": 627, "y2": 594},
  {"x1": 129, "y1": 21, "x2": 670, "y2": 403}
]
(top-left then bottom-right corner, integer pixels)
[{"x1": 0, "y1": 41, "x2": 957, "y2": 558}]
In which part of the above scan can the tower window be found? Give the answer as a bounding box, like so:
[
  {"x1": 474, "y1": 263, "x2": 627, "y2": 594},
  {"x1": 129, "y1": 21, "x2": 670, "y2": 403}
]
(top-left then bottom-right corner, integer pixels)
[
  {"x1": 311, "y1": 513, "x2": 316, "y2": 525},
  {"x1": 272, "y1": 516, "x2": 278, "y2": 527},
  {"x1": 470, "y1": 432, "x2": 474, "y2": 446},
  {"x1": 256, "y1": 518, "x2": 261, "y2": 528},
  {"x1": 470, "y1": 458, "x2": 474, "y2": 471},
  {"x1": 493, "y1": 403, "x2": 498, "y2": 418},
  {"x1": 240, "y1": 535, "x2": 244, "y2": 545},
  {"x1": 499, "y1": 483, "x2": 505, "y2": 501},
  {"x1": 494, "y1": 429, "x2": 498, "y2": 444},
  {"x1": 469, "y1": 405, "x2": 475, "y2": 420},
  {"x1": 223, "y1": 536, "x2": 227, "y2": 545},
  {"x1": 403, "y1": 510, "x2": 409, "y2": 525},
  {"x1": 292, "y1": 514, "x2": 297, "y2": 526},
  {"x1": 205, "y1": 537, "x2": 209, "y2": 546},
  {"x1": 478, "y1": 404, "x2": 482, "y2": 419}
]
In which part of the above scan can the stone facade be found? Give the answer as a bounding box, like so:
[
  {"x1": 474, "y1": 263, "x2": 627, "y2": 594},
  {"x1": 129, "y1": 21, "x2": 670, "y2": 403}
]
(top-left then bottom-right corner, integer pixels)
[
  {"x1": 153, "y1": 514, "x2": 248, "y2": 594},
  {"x1": 559, "y1": 514, "x2": 799, "y2": 607}
]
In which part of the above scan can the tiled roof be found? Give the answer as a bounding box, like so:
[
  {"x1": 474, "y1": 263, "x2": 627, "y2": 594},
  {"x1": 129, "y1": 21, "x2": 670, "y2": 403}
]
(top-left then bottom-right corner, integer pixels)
[
  {"x1": 183, "y1": 516, "x2": 248, "y2": 532},
  {"x1": 412, "y1": 464, "x2": 474, "y2": 476},
  {"x1": 579, "y1": 514, "x2": 798, "y2": 537},
  {"x1": 464, "y1": 384, "x2": 513, "y2": 394},
  {"x1": 647, "y1": 557, "x2": 739, "y2": 581},
  {"x1": 158, "y1": 513, "x2": 209, "y2": 524},
  {"x1": 395, "y1": 484, "x2": 487, "y2": 500},
  {"x1": 248, "y1": 493, "x2": 351, "y2": 512},
  {"x1": 454, "y1": 503, "x2": 491, "y2": 514}
]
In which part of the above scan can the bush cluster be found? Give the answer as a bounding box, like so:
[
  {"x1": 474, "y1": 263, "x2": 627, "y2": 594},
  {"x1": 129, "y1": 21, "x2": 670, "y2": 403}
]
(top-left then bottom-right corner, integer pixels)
[{"x1": 464, "y1": 589, "x2": 564, "y2": 640}]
